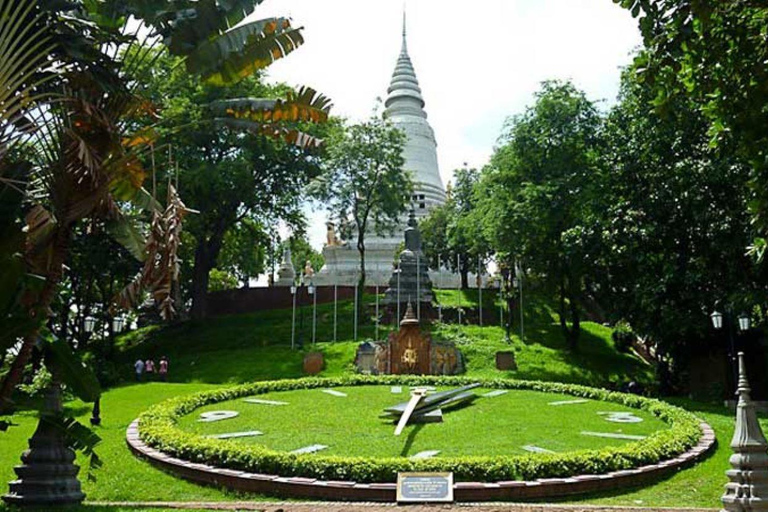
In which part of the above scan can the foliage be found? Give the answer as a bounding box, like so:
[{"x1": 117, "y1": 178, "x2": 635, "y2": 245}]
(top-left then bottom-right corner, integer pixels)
[
  {"x1": 311, "y1": 118, "x2": 411, "y2": 309},
  {"x1": 421, "y1": 166, "x2": 491, "y2": 288},
  {"x1": 589, "y1": 64, "x2": 760, "y2": 387},
  {"x1": 218, "y1": 218, "x2": 268, "y2": 287},
  {"x1": 282, "y1": 234, "x2": 324, "y2": 280},
  {"x1": 137, "y1": 375, "x2": 702, "y2": 483},
  {"x1": 612, "y1": 321, "x2": 635, "y2": 354},
  {"x1": 134, "y1": 49, "x2": 330, "y2": 319},
  {"x1": 616, "y1": 1, "x2": 768, "y2": 262},
  {"x1": 478, "y1": 81, "x2": 602, "y2": 350},
  {"x1": 207, "y1": 269, "x2": 239, "y2": 292}
]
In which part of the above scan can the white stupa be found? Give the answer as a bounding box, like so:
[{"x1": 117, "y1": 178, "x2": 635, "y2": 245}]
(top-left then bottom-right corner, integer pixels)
[{"x1": 286, "y1": 14, "x2": 459, "y2": 287}]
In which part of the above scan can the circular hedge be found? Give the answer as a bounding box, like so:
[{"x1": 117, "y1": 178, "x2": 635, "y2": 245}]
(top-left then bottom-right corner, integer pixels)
[{"x1": 136, "y1": 375, "x2": 703, "y2": 483}]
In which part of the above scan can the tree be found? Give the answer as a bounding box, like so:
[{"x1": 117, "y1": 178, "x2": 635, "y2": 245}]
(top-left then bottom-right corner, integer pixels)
[
  {"x1": 617, "y1": 1, "x2": 768, "y2": 260},
  {"x1": 218, "y1": 219, "x2": 269, "y2": 288},
  {"x1": 478, "y1": 81, "x2": 602, "y2": 349},
  {"x1": 589, "y1": 64, "x2": 760, "y2": 390},
  {"x1": 313, "y1": 118, "x2": 411, "y2": 311},
  {"x1": 283, "y1": 235, "x2": 325, "y2": 279},
  {"x1": 135, "y1": 49, "x2": 331, "y2": 319},
  {"x1": 421, "y1": 167, "x2": 491, "y2": 288}
]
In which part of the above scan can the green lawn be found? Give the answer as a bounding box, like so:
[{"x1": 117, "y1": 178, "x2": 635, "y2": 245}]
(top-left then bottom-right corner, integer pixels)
[
  {"x1": 180, "y1": 386, "x2": 667, "y2": 457},
  {"x1": 0, "y1": 291, "x2": 746, "y2": 509}
]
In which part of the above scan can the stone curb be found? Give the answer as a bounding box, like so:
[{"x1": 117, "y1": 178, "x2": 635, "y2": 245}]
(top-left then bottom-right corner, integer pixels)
[
  {"x1": 88, "y1": 501, "x2": 718, "y2": 511},
  {"x1": 126, "y1": 420, "x2": 717, "y2": 502}
]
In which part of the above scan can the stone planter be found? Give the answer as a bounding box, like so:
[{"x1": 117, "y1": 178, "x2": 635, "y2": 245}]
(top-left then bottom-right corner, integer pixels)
[
  {"x1": 495, "y1": 351, "x2": 517, "y2": 371},
  {"x1": 303, "y1": 351, "x2": 324, "y2": 375}
]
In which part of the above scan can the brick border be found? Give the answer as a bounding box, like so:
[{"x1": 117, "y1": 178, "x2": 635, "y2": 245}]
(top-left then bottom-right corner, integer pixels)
[{"x1": 126, "y1": 420, "x2": 716, "y2": 502}]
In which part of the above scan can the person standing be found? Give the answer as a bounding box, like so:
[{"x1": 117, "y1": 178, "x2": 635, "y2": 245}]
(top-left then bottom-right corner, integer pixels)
[
  {"x1": 145, "y1": 358, "x2": 155, "y2": 380},
  {"x1": 158, "y1": 356, "x2": 169, "y2": 382},
  {"x1": 134, "y1": 359, "x2": 145, "y2": 382}
]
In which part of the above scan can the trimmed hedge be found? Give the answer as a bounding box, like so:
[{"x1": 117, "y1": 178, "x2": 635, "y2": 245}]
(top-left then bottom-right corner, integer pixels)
[{"x1": 137, "y1": 375, "x2": 703, "y2": 483}]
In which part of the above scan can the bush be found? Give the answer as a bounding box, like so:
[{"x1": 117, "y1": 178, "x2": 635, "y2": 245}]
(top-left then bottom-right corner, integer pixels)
[
  {"x1": 612, "y1": 320, "x2": 635, "y2": 353},
  {"x1": 137, "y1": 375, "x2": 703, "y2": 483}
]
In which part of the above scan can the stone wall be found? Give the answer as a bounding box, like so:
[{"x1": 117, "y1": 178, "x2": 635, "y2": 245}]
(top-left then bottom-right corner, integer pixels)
[{"x1": 206, "y1": 286, "x2": 368, "y2": 317}]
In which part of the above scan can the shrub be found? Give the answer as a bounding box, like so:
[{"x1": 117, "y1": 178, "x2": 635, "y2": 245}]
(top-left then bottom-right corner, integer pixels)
[
  {"x1": 612, "y1": 320, "x2": 635, "y2": 353},
  {"x1": 137, "y1": 375, "x2": 703, "y2": 483}
]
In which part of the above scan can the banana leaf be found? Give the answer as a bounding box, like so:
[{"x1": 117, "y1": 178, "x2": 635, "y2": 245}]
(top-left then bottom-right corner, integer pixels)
[
  {"x1": 185, "y1": 18, "x2": 304, "y2": 86},
  {"x1": 42, "y1": 415, "x2": 102, "y2": 479},
  {"x1": 44, "y1": 336, "x2": 101, "y2": 403}
]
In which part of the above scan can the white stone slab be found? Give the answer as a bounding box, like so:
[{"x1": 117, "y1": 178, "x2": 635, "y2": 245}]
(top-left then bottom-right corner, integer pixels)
[
  {"x1": 410, "y1": 386, "x2": 436, "y2": 392},
  {"x1": 290, "y1": 444, "x2": 328, "y2": 454},
  {"x1": 581, "y1": 431, "x2": 647, "y2": 440},
  {"x1": 322, "y1": 389, "x2": 347, "y2": 397},
  {"x1": 391, "y1": 386, "x2": 403, "y2": 394},
  {"x1": 548, "y1": 399, "x2": 589, "y2": 406},
  {"x1": 598, "y1": 411, "x2": 644, "y2": 423},
  {"x1": 198, "y1": 411, "x2": 239, "y2": 422},
  {"x1": 482, "y1": 390, "x2": 508, "y2": 398},
  {"x1": 207, "y1": 430, "x2": 263, "y2": 439},
  {"x1": 410, "y1": 450, "x2": 440, "y2": 460},
  {"x1": 243, "y1": 398, "x2": 288, "y2": 406},
  {"x1": 522, "y1": 445, "x2": 555, "y2": 454}
]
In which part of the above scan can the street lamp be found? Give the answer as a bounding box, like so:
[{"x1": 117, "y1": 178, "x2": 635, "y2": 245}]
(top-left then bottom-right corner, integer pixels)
[
  {"x1": 738, "y1": 312, "x2": 751, "y2": 332},
  {"x1": 711, "y1": 307, "x2": 751, "y2": 394},
  {"x1": 84, "y1": 316, "x2": 96, "y2": 335},
  {"x1": 710, "y1": 310, "x2": 724, "y2": 330},
  {"x1": 112, "y1": 316, "x2": 125, "y2": 334}
]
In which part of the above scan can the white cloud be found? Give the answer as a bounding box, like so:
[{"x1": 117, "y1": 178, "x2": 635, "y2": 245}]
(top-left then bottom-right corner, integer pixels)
[{"x1": 255, "y1": 0, "x2": 642, "y2": 250}]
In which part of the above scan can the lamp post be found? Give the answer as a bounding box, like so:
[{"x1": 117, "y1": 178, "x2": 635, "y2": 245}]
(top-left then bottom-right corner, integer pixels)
[
  {"x1": 309, "y1": 281, "x2": 316, "y2": 346},
  {"x1": 711, "y1": 308, "x2": 751, "y2": 393},
  {"x1": 496, "y1": 278, "x2": 504, "y2": 333},
  {"x1": 298, "y1": 276, "x2": 306, "y2": 349},
  {"x1": 290, "y1": 283, "x2": 297, "y2": 349},
  {"x1": 82, "y1": 316, "x2": 101, "y2": 426}
]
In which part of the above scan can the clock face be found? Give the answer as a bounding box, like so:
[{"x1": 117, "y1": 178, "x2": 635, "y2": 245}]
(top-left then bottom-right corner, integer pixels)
[{"x1": 178, "y1": 385, "x2": 667, "y2": 458}]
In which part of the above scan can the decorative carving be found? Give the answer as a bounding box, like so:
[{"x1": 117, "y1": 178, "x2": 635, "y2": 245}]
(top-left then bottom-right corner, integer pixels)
[{"x1": 721, "y1": 352, "x2": 768, "y2": 512}]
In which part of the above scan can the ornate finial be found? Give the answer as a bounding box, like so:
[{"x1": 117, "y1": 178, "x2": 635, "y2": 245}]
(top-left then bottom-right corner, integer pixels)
[
  {"x1": 403, "y1": 5, "x2": 407, "y2": 38},
  {"x1": 736, "y1": 352, "x2": 751, "y2": 398}
]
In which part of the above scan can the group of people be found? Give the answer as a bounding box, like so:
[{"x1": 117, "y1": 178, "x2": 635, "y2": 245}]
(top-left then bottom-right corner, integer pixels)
[{"x1": 134, "y1": 356, "x2": 169, "y2": 382}]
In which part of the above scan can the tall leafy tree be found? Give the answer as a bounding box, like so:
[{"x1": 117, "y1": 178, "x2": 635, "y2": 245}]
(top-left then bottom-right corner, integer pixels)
[
  {"x1": 617, "y1": 0, "x2": 768, "y2": 260},
  {"x1": 479, "y1": 81, "x2": 601, "y2": 349},
  {"x1": 590, "y1": 65, "x2": 759, "y2": 389},
  {"x1": 135, "y1": 49, "x2": 330, "y2": 319},
  {"x1": 312, "y1": 118, "x2": 411, "y2": 311}
]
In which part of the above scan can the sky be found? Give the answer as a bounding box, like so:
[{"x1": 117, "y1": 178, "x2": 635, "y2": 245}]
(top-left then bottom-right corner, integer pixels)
[{"x1": 255, "y1": 0, "x2": 643, "y2": 250}]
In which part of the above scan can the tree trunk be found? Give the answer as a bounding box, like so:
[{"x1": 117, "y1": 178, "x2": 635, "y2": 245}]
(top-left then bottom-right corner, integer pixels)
[
  {"x1": 357, "y1": 232, "x2": 366, "y2": 319},
  {"x1": 460, "y1": 254, "x2": 469, "y2": 289},
  {"x1": 568, "y1": 287, "x2": 581, "y2": 351},
  {"x1": 0, "y1": 225, "x2": 71, "y2": 414},
  {"x1": 558, "y1": 274, "x2": 568, "y2": 342},
  {"x1": 190, "y1": 232, "x2": 226, "y2": 320}
]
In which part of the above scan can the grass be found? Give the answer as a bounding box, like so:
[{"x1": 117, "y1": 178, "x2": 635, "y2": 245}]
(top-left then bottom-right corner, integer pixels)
[
  {"x1": 0, "y1": 288, "x2": 747, "y2": 509},
  {"x1": 180, "y1": 386, "x2": 667, "y2": 457}
]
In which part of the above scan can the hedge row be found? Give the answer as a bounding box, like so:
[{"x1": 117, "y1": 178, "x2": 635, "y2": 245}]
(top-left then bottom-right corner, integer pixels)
[{"x1": 137, "y1": 375, "x2": 703, "y2": 483}]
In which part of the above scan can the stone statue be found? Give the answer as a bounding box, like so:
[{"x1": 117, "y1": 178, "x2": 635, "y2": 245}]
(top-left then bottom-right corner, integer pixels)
[
  {"x1": 404, "y1": 210, "x2": 421, "y2": 252},
  {"x1": 326, "y1": 222, "x2": 341, "y2": 247},
  {"x1": 303, "y1": 260, "x2": 315, "y2": 278}
]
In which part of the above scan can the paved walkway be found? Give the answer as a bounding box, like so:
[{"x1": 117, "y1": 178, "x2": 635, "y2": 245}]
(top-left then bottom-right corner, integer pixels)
[{"x1": 90, "y1": 502, "x2": 717, "y2": 512}]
